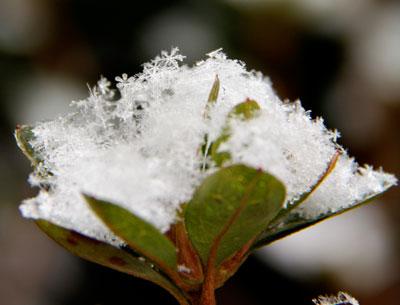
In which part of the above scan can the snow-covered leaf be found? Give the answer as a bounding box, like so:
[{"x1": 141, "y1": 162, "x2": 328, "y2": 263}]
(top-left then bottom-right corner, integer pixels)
[
  {"x1": 15, "y1": 125, "x2": 40, "y2": 166},
  {"x1": 253, "y1": 192, "x2": 384, "y2": 249}
]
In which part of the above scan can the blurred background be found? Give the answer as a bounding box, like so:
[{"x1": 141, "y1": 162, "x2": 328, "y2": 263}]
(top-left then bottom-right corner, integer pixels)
[{"x1": 0, "y1": 0, "x2": 399, "y2": 304}]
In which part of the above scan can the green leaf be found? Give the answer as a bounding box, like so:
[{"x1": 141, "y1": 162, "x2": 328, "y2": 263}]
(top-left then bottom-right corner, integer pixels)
[
  {"x1": 85, "y1": 195, "x2": 178, "y2": 272},
  {"x1": 200, "y1": 75, "x2": 221, "y2": 170},
  {"x1": 252, "y1": 193, "x2": 382, "y2": 249},
  {"x1": 36, "y1": 220, "x2": 189, "y2": 305},
  {"x1": 203, "y1": 75, "x2": 220, "y2": 119},
  {"x1": 211, "y1": 99, "x2": 260, "y2": 167},
  {"x1": 209, "y1": 129, "x2": 230, "y2": 167},
  {"x1": 252, "y1": 151, "x2": 341, "y2": 249},
  {"x1": 15, "y1": 125, "x2": 41, "y2": 166},
  {"x1": 185, "y1": 164, "x2": 285, "y2": 266},
  {"x1": 228, "y1": 99, "x2": 260, "y2": 120},
  {"x1": 207, "y1": 75, "x2": 220, "y2": 105}
]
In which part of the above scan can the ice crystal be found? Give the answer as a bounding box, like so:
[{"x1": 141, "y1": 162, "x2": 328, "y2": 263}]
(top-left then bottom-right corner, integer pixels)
[
  {"x1": 313, "y1": 292, "x2": 359, "y2": 305},
  {"x1": 19, "y1": 48, "x2": 397, "y2": 246},
  {"x1": 177, "y1": 264, "x2": 192, "y2": 274}
]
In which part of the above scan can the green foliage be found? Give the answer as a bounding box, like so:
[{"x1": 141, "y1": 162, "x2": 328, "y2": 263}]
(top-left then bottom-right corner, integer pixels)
[
  {"x1": 185, "y1": 164, "x2": 285, "y2": 266},
  {"x1": 207, "y1": 75, "x2": 220, "y2": 105},
  {"x1": 86, "y1": 195, "x2": 178, "y2": 271},
  {"x1": 228, "y1": 99, "x2": 260, "y2": 120}
]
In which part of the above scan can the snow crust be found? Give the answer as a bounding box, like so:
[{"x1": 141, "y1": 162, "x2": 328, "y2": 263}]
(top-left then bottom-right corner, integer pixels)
[{"x1": 19, "y1": 48, "x2": 397, "y2": 245}]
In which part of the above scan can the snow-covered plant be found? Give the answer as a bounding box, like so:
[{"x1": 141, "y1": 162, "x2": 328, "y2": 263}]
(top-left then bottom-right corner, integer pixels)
[{"x1": 15, "y1": 48, "x2": 396, "y2": 305}]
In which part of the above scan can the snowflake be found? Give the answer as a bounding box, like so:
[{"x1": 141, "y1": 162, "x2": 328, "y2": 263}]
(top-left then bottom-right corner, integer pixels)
[
  {"x1": 115, "y1": 73, "x2": 133, "y2": 89},
  {"x1": 313, "y1": 292, "x2": 359, "y2": 305},
  {"x1": 142, "y1": 47, "x2": 186, "y2": 78}
]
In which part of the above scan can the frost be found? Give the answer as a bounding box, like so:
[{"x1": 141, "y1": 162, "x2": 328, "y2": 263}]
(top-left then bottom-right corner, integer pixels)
[
  {"x1": 19, "y1": 48, "x2": 397, "y2": 246},
  {"x1": 313, "y1": 292, "x2": 359, "y2": 305},
  {"x1": 177, "y1": 264, "x2": 192, "y2": 274}
]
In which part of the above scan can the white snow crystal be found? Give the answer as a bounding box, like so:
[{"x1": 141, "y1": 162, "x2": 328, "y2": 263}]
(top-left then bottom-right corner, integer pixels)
[
  {"x1": 177, "y1": 264, "x2": 192, "y2": 274},
  {"x1": 19, "y1": 48, "x2": 397, "y2": 246},
  {"x1": 313, "y1": 292, "x2": 359, "y2": 305}
]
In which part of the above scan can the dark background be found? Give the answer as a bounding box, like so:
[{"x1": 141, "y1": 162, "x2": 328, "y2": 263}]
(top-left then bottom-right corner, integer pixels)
[{"x1": 1, "y1": 0, "x2": 399, "y2": 304}]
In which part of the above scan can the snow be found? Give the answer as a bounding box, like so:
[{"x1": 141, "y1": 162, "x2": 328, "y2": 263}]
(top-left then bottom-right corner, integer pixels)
[
  {"x1": 177, "y1": 264, "x2": 192, "y2": 274},
  {"x1": 18, "y1": 48, "x2": 397, "y2": 246},
  {"x1": 313, "y1": 292, "x2": 359, "y2": 305}
]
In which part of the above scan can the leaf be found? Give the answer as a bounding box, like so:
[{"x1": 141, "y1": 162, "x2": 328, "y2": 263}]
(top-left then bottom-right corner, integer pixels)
[
  {"x1": 36, "y1": 220, "x2": 190, "y2": 305},
  {"x1": 209, "y1": 130, "x2": 230, "y2": 167},
  {"x1": 203, "y1": 75, "x2": 220, "y2": 119},
  {"x1": 252, "y1": 193, "x2": 382, "y2": 249},
  {"x1": 227, "y1": 98, "x2": 260, "y2": 120},
  {"x1": 200, "y1": 75, "x2": 221, "y2": 170},
  {"x1": 172, "y1": 220, "x2": 204, "y2": 285},
  {"x1": 15, "y1": 125, "x2": 52, "y2": 182},
  {"x1": 207, "y1": 75, "x2": 220, "y2": 105},
  {"x1": 268, "y1": 151, "x2": 340, "y2": 227},
  {"x1": 185, "y1": 164, "x2": 285, "y2": 266},
  {"x1": 15, "y1": 125, "x2": 41, "y2": 166},
  {"x1": 85, "y1": 195, "x2": 178, "y2": 272},
  {"x1": 252, "y1": 151, "x2": 340, "y2": 249},
  {"x1": 215, "y1": 237, "x2": 253, "y2": 288}
]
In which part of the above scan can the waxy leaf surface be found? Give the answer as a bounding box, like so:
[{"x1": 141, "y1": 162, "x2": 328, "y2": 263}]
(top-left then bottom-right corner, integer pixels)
[
  {"x1": 86, "y1": 196, "x2": 178, "y2": 271},
  {"x1": 185, "y1": 164, "x2": 285, "y2": 266}
]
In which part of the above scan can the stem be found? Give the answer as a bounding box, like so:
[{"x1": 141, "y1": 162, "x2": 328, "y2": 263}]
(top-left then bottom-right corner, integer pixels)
[
  {"x1": 200, "y1": 263, "x2": 216, "y2": 305},
  {"x1": 199, "y1": 224, "x2": 220, "y2": 305}
]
